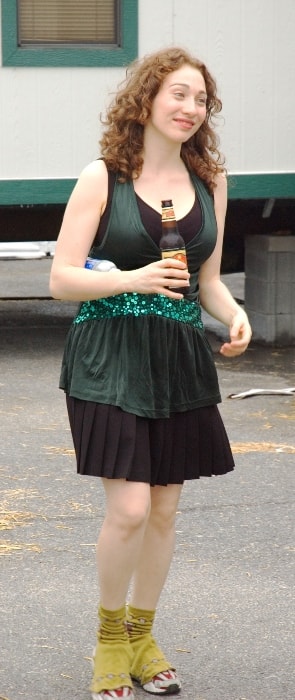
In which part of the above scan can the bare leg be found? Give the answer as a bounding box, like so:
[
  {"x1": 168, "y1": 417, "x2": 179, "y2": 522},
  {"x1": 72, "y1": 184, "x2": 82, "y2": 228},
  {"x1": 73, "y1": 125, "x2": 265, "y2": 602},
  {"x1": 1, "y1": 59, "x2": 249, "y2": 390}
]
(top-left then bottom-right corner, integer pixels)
[
  {"x1": 130, "y1": 483, "x2": 183, "y2": 610},
  {"x1": 126, "y1": 484, "x2": 183, "y2": 694},
  {"x1": 96, "y1": 478, "x2": 151, "y2": 610}
]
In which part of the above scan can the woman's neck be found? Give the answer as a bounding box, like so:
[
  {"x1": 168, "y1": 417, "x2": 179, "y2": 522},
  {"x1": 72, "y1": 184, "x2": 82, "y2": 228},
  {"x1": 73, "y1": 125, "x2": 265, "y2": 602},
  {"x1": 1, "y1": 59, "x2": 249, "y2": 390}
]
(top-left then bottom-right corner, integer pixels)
[
  {"x1": 133, "y1": 152, "x2": 194, "y2": 217},
  {"x1": 141, "y1": 126, "x2": 184, "y2": 177}
]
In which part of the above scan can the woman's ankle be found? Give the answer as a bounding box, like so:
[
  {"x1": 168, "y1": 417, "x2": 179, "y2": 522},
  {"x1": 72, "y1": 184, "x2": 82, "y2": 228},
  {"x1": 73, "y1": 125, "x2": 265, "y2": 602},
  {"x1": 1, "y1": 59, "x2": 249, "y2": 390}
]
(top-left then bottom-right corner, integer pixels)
[
  {"x1": 98, "y1": 604, "x2": 129, "y2": 642},
  {"x1": 127, "y1": 604, "x2": 156, "y2": 638}
]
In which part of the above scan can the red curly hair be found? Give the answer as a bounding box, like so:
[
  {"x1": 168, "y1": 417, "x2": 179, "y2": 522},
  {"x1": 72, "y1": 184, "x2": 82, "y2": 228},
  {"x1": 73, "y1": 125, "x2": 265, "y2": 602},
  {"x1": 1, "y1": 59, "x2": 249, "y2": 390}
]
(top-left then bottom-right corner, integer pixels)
[{"x1": 100, "y1": 47, "x2": 225, "y2": 193}]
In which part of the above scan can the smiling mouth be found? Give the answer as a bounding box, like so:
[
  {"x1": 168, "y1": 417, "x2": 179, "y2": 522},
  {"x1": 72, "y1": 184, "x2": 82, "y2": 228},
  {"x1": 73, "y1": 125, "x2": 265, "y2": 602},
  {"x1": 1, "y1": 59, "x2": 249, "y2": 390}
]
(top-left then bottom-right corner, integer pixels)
[{"x1": 174, "y1": 118, "x2": 194, "y2": 129}]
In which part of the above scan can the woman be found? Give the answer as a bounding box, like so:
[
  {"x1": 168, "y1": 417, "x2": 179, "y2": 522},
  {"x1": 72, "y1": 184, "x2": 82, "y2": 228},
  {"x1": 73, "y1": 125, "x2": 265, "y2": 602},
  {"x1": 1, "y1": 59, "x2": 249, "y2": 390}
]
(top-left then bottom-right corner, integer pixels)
[{"x1": 50, "y1": 47, "x2": 251, "y2": 700}]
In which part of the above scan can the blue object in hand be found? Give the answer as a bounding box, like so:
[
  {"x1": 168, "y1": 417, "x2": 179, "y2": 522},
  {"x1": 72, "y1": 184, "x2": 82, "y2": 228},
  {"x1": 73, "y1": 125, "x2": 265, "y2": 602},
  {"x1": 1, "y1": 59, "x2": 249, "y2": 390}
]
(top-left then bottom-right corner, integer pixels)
[{"x1": 85, "y1": 257, "x2": 117, "y2": 271}]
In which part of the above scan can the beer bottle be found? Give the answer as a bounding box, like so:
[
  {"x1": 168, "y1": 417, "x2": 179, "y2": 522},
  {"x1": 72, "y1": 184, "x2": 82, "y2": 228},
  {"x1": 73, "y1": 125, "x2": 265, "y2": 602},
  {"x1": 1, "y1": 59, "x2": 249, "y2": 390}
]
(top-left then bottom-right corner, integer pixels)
[{"x1": 159, "y1": 199, "x2": 188, "y2": 294}]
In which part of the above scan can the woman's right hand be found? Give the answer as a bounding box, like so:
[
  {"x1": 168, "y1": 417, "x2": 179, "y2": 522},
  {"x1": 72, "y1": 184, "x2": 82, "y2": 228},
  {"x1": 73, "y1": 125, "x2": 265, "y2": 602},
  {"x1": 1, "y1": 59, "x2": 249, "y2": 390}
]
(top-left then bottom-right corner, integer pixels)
[{"x1": 125, "y1": 258, "x2": 190, "y2": 298}]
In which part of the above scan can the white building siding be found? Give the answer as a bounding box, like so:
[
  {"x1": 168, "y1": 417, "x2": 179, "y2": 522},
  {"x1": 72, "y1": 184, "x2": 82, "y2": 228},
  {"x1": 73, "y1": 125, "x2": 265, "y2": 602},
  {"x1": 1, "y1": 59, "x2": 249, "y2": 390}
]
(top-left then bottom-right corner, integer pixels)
[{"x1": 0, "y1": 0, "x2": 294, "y2": 180}]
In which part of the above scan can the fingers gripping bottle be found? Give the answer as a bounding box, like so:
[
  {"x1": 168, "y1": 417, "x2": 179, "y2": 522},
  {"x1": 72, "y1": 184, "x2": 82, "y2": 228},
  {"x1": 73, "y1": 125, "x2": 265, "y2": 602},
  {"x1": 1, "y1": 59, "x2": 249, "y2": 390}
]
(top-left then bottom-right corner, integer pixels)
[{"x1": 159, "y1": 199, "x2": 188, "y2": 295}]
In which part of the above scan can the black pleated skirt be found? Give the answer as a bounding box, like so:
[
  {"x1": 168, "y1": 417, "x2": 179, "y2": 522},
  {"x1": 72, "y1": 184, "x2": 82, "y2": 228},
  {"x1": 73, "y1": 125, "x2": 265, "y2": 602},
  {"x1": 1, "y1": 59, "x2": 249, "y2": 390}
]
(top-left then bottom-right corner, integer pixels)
[{"x1": 66, "y1": 396, "x2": 234, "y2": 486}]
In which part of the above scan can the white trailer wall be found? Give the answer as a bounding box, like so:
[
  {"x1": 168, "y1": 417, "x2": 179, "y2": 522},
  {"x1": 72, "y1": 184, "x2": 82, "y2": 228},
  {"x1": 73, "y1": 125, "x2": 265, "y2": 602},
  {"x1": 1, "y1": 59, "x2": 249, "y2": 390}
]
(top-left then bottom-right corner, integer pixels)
[{"x1": 0, "y1": 0, "x2": 294, "y2": 180}]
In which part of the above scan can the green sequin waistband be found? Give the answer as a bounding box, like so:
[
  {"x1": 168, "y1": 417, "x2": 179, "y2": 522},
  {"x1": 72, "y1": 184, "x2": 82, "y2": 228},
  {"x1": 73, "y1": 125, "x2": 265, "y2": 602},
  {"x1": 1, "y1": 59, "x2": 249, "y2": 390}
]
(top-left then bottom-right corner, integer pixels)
[{"x1": 74, "y1": 293, "x2": 203, "y2": 329}]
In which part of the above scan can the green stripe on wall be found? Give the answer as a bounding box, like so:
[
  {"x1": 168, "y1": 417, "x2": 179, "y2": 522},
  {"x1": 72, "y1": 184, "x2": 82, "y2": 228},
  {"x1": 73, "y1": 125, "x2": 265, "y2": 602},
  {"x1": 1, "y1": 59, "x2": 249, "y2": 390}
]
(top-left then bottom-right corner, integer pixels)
[
  {"x1": 228, "y1": 173, "x2": 295, "y2": 199},
  {"x1": 0, "y1": 179, "x2": 75, "y2": 205},
  {"x1": 0, "y1": 173, "x2": 294, "y2": 206}
]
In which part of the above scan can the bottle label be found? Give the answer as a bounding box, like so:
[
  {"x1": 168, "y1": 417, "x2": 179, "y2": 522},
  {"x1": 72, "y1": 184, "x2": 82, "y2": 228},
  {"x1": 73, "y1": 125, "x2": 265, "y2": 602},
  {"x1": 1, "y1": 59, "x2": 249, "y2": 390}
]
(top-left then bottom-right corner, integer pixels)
[
  {"x1": 161, "y1": 249, "x2": 187, "y2": 265},
  {"x1": 161, "y1": 205, "x2": 176, "y2": 222}
]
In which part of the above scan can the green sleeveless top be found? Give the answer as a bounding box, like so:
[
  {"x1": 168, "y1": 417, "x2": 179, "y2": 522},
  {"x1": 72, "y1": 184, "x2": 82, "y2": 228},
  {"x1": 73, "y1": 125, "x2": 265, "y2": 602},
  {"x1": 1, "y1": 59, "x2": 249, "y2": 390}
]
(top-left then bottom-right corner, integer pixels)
[{"x1": 59, "y1": 171, "x2": 222, "y2": 418}]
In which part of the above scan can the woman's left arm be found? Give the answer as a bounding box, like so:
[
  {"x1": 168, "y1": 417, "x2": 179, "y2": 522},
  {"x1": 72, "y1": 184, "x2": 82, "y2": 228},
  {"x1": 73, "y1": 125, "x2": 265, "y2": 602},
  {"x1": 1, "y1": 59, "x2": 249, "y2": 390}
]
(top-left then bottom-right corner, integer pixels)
[{"x1": 198, "y1": 173, "x2": 252, "y2": 357}]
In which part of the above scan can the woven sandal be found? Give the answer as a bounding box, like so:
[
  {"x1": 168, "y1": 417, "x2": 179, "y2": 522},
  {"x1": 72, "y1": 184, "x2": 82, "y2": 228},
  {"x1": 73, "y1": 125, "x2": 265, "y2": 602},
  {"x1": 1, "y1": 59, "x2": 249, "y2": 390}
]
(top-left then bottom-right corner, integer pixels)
[
  {"x1": 92, "y1": 689, "x2": 134, "y2": 700},
  {"x1": 130, "y1": 634, "x2": 181, "y2": 695},
  {"x1": 91, "y1": 642, "x2": 134, "y2": 700},
  {"x1": 140, "y1": 669, "x2": 181, "y2": 695}
]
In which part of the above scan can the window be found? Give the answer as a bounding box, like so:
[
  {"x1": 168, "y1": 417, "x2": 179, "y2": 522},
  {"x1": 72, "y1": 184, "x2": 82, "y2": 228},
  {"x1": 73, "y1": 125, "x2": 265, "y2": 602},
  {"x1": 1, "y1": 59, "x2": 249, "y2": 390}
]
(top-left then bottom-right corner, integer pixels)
[
  {"x1": 1, "y1": 0, "x2": 138, "y2": 66},
  {"x1": 18, "y1": 0, "x2": 118, "y2": 47}
]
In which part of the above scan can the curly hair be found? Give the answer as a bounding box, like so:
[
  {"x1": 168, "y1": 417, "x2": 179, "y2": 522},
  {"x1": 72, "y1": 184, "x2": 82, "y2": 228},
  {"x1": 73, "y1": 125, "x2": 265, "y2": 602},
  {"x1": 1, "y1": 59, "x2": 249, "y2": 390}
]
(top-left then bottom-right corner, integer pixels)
[{"x1": 100, "y1": 47, "x2": 225, "y2": 192}]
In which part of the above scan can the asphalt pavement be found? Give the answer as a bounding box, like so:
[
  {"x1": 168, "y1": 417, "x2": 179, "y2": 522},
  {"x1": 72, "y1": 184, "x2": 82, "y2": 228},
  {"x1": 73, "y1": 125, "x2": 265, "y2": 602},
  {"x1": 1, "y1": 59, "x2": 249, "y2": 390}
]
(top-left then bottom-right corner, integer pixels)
[{"x1": 0, "y1": 259, "x2": 294, "y2": 700}]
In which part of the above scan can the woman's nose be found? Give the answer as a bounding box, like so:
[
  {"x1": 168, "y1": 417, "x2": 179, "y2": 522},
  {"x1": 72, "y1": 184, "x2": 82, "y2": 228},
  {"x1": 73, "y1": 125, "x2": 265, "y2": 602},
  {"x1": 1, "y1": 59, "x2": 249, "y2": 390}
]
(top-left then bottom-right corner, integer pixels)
[{"x1": 182, "y1": 97, "x2": 197, "y2": 114}]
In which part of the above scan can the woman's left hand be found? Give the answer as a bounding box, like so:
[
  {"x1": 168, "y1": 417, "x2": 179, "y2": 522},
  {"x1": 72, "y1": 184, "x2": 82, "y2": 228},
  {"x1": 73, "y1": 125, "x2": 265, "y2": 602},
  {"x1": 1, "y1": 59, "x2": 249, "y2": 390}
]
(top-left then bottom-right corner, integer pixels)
[{"x1": 220, "y1": 310, "x2": 252, "y2": 357}]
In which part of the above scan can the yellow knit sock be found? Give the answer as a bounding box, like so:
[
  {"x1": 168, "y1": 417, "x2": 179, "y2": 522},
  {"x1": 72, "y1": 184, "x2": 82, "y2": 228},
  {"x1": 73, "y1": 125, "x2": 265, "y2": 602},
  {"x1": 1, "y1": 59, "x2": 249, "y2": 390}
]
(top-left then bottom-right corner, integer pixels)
[
  {"x1": 90, "y1": 605, "x2": 133, "y2": 694},
  {"x1": 127, "y1": 605, "x2": 173, "y2": 685}
]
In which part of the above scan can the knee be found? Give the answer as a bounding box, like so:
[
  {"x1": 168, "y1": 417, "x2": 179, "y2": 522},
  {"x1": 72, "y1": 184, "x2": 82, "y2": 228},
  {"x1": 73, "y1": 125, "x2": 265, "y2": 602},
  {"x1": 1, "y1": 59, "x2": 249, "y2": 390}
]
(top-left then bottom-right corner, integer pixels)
[
  {"x1": 148, "y1": 485, "x2": 181, "y2": 534},
  {"x1": 108, "y1": 498, "x2": 151, "y2": 537},
  {"x1": 149, "y1": 502, "x2": 177, "y2": 534}
]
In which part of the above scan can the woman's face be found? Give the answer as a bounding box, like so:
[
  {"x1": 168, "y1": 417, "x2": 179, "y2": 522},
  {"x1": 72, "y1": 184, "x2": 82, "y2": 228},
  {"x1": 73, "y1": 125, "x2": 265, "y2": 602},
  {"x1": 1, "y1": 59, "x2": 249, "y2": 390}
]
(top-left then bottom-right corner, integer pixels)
[{"x1": 147, "y1": 64, "x2": 207, "y2": 143}]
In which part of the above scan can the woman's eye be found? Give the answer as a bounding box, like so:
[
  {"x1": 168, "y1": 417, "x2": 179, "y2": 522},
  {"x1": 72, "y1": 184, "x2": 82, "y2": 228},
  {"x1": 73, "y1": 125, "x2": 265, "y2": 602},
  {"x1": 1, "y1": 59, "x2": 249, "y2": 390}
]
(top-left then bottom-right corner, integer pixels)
[{"x1": 174, "y1": 92, "x2": 184, "y2": 99}]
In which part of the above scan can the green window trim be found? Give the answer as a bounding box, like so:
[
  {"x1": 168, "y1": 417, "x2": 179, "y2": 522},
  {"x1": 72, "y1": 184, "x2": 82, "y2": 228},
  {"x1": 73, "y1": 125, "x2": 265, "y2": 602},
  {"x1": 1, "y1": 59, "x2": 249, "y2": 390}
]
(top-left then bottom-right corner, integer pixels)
[
  {"x1": 1, "y1": 0, "x2": 138, "y2": 67},
  {"x1": 0, "y1": 174, "x2": 294, "y2": 206}
]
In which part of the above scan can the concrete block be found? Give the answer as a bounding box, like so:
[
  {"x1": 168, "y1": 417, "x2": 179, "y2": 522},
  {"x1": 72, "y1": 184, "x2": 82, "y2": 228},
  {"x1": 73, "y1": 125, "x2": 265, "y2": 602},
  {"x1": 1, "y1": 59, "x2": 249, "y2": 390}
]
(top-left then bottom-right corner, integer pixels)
[
  {"x1": 247, "y1": 309, "x2": 295, "y2": 345},
  {"x1": 245, "y1": 247, "x2": 276, "y2": 284},
  {"x1": 246, "y1": 235, "x2": 295, "y2": 254},
  {"x1": 245, "y1": 278, "x2": 295, "y2": 314},
  {"x1": 276, "y1": 253, "x2": 295, "y2": 282},
  {"x1": 245, "y1": 235, "x2": 295, "y2": 345},
  {"x1": 245, "y1": 235, "x2": 295, "y2": 284}
]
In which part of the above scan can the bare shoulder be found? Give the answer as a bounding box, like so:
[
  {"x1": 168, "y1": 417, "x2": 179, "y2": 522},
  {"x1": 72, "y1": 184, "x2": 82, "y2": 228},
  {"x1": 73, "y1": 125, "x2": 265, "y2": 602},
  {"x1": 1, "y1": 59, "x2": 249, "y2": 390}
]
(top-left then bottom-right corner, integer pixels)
[
  {"x1": 213, "y1": 171, "x2": 227, "y2": 197},
  {"x1": 213, "y1": 170, "x2": 227, "y2": 220},
  {"x1": 78, "y1": 158, "x2": 108, "y2": 188},
  {"x1": 69, "y1": 159, "x2": 108, "y2": 211}
]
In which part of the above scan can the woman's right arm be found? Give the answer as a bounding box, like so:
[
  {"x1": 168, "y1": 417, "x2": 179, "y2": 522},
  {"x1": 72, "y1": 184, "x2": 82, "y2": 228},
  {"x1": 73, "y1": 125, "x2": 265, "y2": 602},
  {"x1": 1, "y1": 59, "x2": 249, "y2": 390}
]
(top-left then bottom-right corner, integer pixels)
[
  {"x1": 49, "y1": 159, "x2": 120, "y2": 301},
  {"x1": 49, "y1": 159, "x2": 190, "y2": 302}
]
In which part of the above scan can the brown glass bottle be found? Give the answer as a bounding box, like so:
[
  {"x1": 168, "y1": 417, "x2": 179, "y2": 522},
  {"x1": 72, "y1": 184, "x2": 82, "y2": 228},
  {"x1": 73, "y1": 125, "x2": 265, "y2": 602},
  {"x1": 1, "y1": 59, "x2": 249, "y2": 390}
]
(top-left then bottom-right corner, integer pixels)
[{"x1": 159, "y1": 199, "x2": 188, "y2": 294}]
